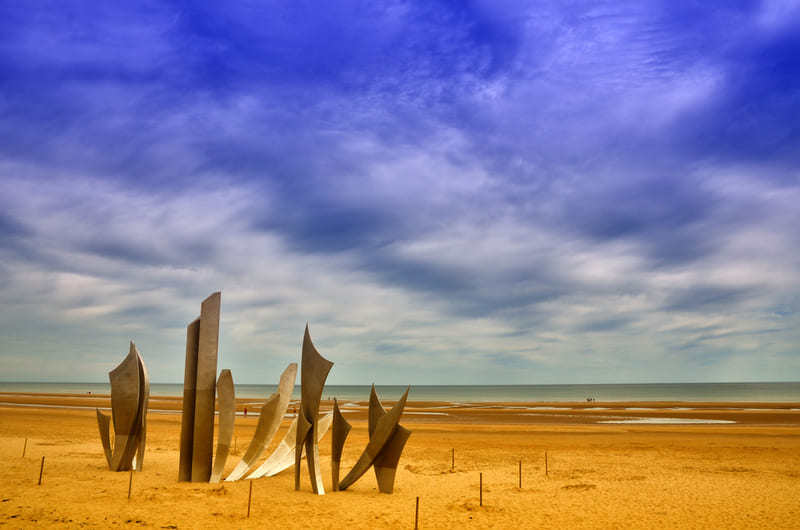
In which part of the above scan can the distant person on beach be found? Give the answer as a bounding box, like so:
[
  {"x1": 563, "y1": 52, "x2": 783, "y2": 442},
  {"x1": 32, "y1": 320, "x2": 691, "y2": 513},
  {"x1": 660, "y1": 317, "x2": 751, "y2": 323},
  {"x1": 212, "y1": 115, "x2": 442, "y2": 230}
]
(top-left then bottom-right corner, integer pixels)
[{"x1": 244, "y1": 407, "x2": 247, "y2": 417}]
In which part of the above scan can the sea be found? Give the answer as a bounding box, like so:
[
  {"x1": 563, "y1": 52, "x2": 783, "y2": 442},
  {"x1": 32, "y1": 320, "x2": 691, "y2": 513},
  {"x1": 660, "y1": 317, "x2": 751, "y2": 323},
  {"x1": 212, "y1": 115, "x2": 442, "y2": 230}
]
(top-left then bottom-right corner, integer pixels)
[{"x1": 0, "y1": 382, "x2": 798, "y2": 402}]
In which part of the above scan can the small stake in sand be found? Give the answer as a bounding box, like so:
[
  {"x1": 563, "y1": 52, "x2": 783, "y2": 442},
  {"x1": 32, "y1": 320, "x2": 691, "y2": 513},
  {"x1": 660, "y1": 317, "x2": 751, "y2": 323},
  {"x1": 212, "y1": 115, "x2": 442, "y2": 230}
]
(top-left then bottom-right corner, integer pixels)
[
  {"x1": 38, "y1": 456, "x2": 45, "y2": 485},
  {"x1": 415, "y1": 496, "x2": 419, "y2": 529},
  {"x1": 479, "y1": 472, "x2": 483, "y2": 507},
  {"x1": 451, "y1": 448, "x2": 454, "y2": 470},
  {"x1": 247, "y1": 481, "x2": 253, "y2": 518},
  {"x1": 128, "y1": 470, "x2": 133, "y2": 499},
  {"x1": 545, "y1": 452, "x2": 548, "y2": 476},
  {"x1": 519, "y1": 461, "x2": 522, "y2": 488},
  {"x1": 22, "y1": 438, "x2": 28, "y2": 458}
]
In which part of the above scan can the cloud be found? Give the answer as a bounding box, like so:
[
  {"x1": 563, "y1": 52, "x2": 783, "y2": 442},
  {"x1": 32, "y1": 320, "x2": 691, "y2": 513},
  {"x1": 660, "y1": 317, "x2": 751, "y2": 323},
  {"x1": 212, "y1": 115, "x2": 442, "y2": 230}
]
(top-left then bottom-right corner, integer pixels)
[{"x1": 0, "y1": 1, "x2": 798, "y2": 384}]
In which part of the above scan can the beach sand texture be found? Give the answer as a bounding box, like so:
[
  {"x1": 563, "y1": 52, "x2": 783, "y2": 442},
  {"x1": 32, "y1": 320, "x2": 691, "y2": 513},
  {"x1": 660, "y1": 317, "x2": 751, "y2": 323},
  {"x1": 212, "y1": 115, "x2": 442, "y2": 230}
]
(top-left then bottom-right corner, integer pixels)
[{"x1": 1, "y1": 394, "x2": 799, "y2": 529}]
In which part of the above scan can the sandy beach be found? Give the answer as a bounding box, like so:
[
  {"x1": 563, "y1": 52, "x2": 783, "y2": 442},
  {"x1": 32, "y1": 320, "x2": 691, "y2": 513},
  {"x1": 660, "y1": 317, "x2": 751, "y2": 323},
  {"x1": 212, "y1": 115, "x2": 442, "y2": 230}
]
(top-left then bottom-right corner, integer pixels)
[{"x1": 1, "y1": 393, "x2": 799, "y2": 529}]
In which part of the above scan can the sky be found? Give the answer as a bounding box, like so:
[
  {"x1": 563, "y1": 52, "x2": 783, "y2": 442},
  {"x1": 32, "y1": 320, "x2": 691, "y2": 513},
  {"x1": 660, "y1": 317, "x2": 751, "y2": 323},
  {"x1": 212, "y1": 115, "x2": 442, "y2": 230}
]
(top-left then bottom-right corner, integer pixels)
[{"x1": 0, "y1": 1, "x2": 798, "y2": 385}]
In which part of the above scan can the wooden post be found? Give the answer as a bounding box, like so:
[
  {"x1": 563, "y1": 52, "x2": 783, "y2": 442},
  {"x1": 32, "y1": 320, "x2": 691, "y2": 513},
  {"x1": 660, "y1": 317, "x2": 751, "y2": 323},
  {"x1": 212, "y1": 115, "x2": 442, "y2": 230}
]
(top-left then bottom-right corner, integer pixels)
[
  {"x1": 22, "y1": 438, "x2": 28, "y2": 458},
  {"x1": 38, "y1": 456, "x2": 45, "y2": 485},
  {"x1": 451, "y1": 448, "x2": 454, "y2": 470},
  {"x1": 545, "y1": 452, "x2": 548, "y2": 476},
  {"x1": 519, "y1": 460, "x2": 522, "y2": 488},
  {"x1": 479, "y1": 472, "x2": 483, "y2": 507},
  {"x1": 415, "y1": 496, "x2": 419, "y2": 529},
  {"x1": 128, "y1": 470, "x2": 133, "y2": 499},
  {"x1": 247, "y1": 481, "x2": 253, "y2": 518}
]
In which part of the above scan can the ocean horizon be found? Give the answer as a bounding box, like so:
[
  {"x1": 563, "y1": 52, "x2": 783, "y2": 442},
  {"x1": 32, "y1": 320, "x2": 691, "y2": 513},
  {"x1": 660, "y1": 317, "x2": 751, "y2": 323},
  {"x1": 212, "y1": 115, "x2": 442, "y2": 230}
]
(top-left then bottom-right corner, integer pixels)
[{"x1": 1, "y1": 381, "x2": 798, "y2": 402}]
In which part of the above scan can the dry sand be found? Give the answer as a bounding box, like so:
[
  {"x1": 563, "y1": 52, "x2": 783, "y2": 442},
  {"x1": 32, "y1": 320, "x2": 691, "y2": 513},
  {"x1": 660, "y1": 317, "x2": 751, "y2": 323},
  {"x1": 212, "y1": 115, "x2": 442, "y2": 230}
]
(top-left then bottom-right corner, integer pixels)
[{"x1": 1, "y1": 393, "x2": 799, "y2": 529}]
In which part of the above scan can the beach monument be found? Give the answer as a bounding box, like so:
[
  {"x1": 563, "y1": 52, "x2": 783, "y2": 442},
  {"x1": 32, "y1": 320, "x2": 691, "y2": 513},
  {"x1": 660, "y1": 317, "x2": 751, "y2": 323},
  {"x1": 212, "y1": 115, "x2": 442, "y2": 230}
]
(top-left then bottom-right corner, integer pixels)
[
  {"x1": 96, "y1": 341, "x2": 150, "y2": 472},
  {"x1": 225, "y1": 362, "x2": 297, "y2": 481},
  {"x1": 338, "y1": 386, "x2": 411, "y2": 493},
  {"x1": 368, "y1": 385, "x2": 412, "y2": 493},
  {"x1": 179, "y1": 292, "x2": 221, "y2": 482},
  {"x1": 246, "y1": 411, "x2": 334, "y2": 479},
  {"x1": 295, "y1": 325, "x2": 334, "y2": 494},
  {"x1": 209, "y1": 369, "x2": 236, "y2": 483},
  {"x1": 331, "y1": 397, "x2": 352, "y2": 490}
]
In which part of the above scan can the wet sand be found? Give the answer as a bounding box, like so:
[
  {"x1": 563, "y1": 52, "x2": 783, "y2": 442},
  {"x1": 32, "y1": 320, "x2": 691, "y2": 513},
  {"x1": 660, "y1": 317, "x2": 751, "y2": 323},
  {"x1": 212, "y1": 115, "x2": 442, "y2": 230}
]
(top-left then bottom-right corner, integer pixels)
[{"x1": 1, "y1": 393, "x2": 799, "y2": 528}]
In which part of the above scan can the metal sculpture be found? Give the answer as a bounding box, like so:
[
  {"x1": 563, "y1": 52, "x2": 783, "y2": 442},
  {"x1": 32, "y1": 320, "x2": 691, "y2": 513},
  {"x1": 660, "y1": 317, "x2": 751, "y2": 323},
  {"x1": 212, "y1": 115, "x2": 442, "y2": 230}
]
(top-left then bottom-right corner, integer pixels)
[
  {"x1": 247, "y1": 411, "x2": 333, "y2": 479},
  {"x1": 209, "y1": 369, "x2": 235, "y2": 483},
  {"x1": 331, "y1": 398, "x2": 351, "y2": 490},
  {"x1": 179, "y1": 291, "x2": 221, "y2": 482},
  {"x1": 96, "y1": 409, "x2": 113, "y2": 466},
  {"x1": 225, "y1": 363, "x2": 298, "y2": 481},
  {"x1": 96, "y1": 341, "x2": 149, "y2": 472},
  {"x1": 295, "y1": 325, "x2": 333, "y2": 494},
  {"x1": 178, "y1": 317, "x2": 200, "y2": 481},
  {"x1": 368, "y1": 386, "x2": 411, "y2": 493},
  {"x1": 338, "y1": 386, "x2": 411, "y2": 493}
]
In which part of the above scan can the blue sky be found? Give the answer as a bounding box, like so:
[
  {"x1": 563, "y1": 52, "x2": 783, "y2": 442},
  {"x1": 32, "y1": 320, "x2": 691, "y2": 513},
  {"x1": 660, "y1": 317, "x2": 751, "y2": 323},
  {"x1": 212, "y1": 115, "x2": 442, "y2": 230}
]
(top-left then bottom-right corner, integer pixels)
[{"x1": 0, "y1": 1, "x2": 798, "y2": 384}]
